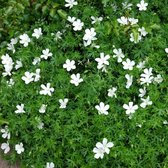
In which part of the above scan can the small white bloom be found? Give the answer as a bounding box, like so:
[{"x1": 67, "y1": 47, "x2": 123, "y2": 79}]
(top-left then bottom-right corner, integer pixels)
[
  {"x1": 19, "y1": 33, "x2": 31, "y2": 47},
  {"x1": 117, "y1": 16, "x2": 128, "y2": 25},
  {"x1": 15, "y1": 143, "x2": 24, "y2": 154},
  {"x1": 33, "y1": 69, "x2": 41, "y2": 82},
  {"x1": 59, "y1": 98, "x2": 69, "y2": 109},
  {"x1": 39, "y1": 104, "x2": 47, "y2": 113},
  {"x1": 1, "y1": 126, "x2": 10, "y2": 139},
  {"x1": 128, "y1": 18, "x2": 138, "y2": 25},
  {"x1": 163, "y1": 120, "x2": 168, "y2": 125},
  {"x1": 15, "y1": 60, "x2": 23, "y2": 70},
  {"x1": 102, "y1": 138, "x2": 114, "y2": 154},
  {"x1": 7, "y1": 43, "x2": 15, "y2": 53},
  {"x1": 37, "y1": 122, "x2": 44, "y2": 130},
  {"x1": 70, "y1": 73, "x2": 83, "y2": 86},
  {"x1": 32, "y1": 28, "x2": 42, "y2": 39},
  {"x1": 63, "y1": 59, "x2": 76, "y2": 71},
  {"x1": 72, "y1": 19, "x2": 84, "y2": 31},
  {"x1": 123, "y1": 102, "x2": 138, "y2": 115},
  {"x1": 39, "y1": 83, "x2": 54, "y2": 96},
  {"x1": 67, "y1": 16, "x2": 76, "y2": 23},
  {"x1": 130, "y1": 33, "x2": 142, "y2": 43},
  {"x1": 32, "y1": 57, "x2": 41, "y2": 65},
  {"x1": 52, "y1": 31, "x2": 63, "y2": 41},
  {"x1": 137, "y1": 0, "x2": 148, "y2": 11},
  {"x1": 7, "y1": 78, "x2": 15, "y2": 87},
  {"x1": 108, "y1": 87, "x2": 117, "y2": 98},
  {"x1": 15, "y1": 104, "x2": 25, "y2": 114},
  {"x1": 165, "y1": 48, "x2": 168, "y2": 54},
  {"x1": 140, "y1": 68, "x2": 154, "y2": 85},
  {"x1": 138, "y1": 87, "x2": 146, "y2": 97},
  {"x1": 125, "y1": 74, "x2": 133, "y2": 89},
  {"x1": 154, "y1": 74, "x2": 163, "y2": 84},
  {"x1": 95, "y1": 53, "x2": 110, "y2": 70},
  {"x1": 46, "y1": 162, "x2": 55, "y2": 168},
  {"x1": 10, "y1": 38, "x2": 18, "y2": 45},
  {"x1": 95, "y1": 102, "x2": 109, "y2": 115},
  {"x1": 140, "y1": 96, "x2": 152, "y2": 108},
  {"x1": 1, "y1": 142, "x2": 10, "y2": 154},
  {"x1": 22, "y1": 71, "x2": 34, "y2": 84},
  {"x1": 113, "y1": 48, "x2": 125, "y2": 63},
  {"x1": 65, "y1": 0, "x2": 78, "y2": 9},
  {"x1": 122, "y1": 2, "x2": 133, "y2": 10},
  {"x1": 91, "y1": 16, "x2": 103, "y2": 24},
  {"x1": 136, "y1": 61, "x2": 145, "y2": 70},
  {"x1": 138, "y1": 27, "x2": 148, "y2": 36},
  {"x1": 40, "y1": 49, "x2": 53, "y2": 60},
  {"x1": 122, "y1": 58, "x2": 135, "y2": 70}
]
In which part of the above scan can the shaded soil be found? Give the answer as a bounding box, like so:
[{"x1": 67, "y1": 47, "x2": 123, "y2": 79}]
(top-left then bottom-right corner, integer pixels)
[{"x1": 0, "y1": 157, "x2": 19, "y2": 168}]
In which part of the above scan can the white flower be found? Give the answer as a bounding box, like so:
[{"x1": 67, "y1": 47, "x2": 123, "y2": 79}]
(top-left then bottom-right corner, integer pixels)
[
  {"x1": 128, "y1": 18, "x2": 138, "y2": 25},
  {"x1": 140, "y1": 96, "x2": 152, "y2": 108},
  {"x1": 122, "y1": 2, "x2": 133, "y2": 10},
  {"x1": 108, "y1": 87, "x2": 117, "y2": 98},
  {"x1": 63, "y1": 59, "x2": 76, "y2": 71},
  {"x1": 130, "y1": 33, "x2": 142, "y2": 43},
  {"x1": 165, "y1": 48, "x2": 168, "y2": 54},
  {"x1": 15, "y1": 143, "x2": 24, "y2": 154},
  {"x1": 95, "y1": 102, "x2": 109, "y2": 115},
  {"x1": 65, "y1": 0, "x2": 78, "y2": 9},
  {"x1": 136, "y1": 61, "x2": 145, "y2": 69},
  {"x1": 46, "y1": 162, "x2": 55, "y2": 168},
  {"x1": 137, "y1": 0, "x2": 148, "y2": 11},
  {"x1": 37, "y1": 122, "x2": 44, "y2": 130},
  {"x1": 72, "y1": 19, "x2": 84, "y2": 31},
  {"x1": 93, "y1": 138, "x2": 114, "y2": 159},
  {"x1": 1, "y1": 142, "x2": 10, "y2": 154},
  {"x1": 33, "y1": 69, "x2": 41, "y2": 82},
  {"x1": 123, "y1": 102, "x2": 138, "y2": 115},
  {"x1": 95, "y1": 53, "x2": 110, "y2": 70},
  {"x1": 39, "y1": 104, "x2": 47, "y2": 113},
  {"x1": 7, "y1": 43, "x2": 15, "y2": 53},
  {"x1": 117, "y1": 16, "x2": 128, "y2": 25},
  {"x1": 22, "y1": 71, "x2": 34, "y2": 84},
  {"x1": 52, "y1": 31, "x2": 63, "y2": 41},
  {"x1": 67, "y1": 16, "x2": 76, "y2": 23},
  {"x1": 154, "y1": 74, "x2": 163, "y2": 84},
  {"x1": 163, "y1": 120, "x2": 168, "y2": 125},
  {"x1": 15, "y1": 60, "x2": 23, "y2": 70},
  {"x1": 113, "y1": 48, "x2": 125, "y2": 63},
  {"x1": 32, "y1": 57, "x2": 41, "y2": 65},
  {"x1": 140, "y1": 68, "x2": 154, "y2": 85},
  {"x1": 19, "y1": 33, "x2": 31, "y2": 47},
  {"x1": 122, "y1": 58, "x2": 135, "y2": 70},
  {"x1": 83, "y1": 28, "x2": 97, "y2": 47},
  {"x1": 7, "y1": 78, "x2": 15, "y2": 87},
  {"x1": 138, "y1": 87, "x2": 146, "y2": 97},
  {"x1": 70, "y1": 73, "x2": 83, "y2": 86},
  {"x1": 40, "y1": 49, "x2": 53, "y2": 60},
  {"x1": 138, "y1": 27, "x2": 148, "y2": 36},
  {"x1": 125, "y1": 74, "x2": 133, "y2": 89},
  {"x1": 39, "y1": 83, "x2": 54, "y2": 96},
  {"x1": 59, "y1": 98, "x2": 69, "y2": 108},
  {"x1": 32, "y1": 28, "x2": 42, "y2": 39},
  {"x1": 15, "y1": 104, "x2": 25, "y2": 114},
  {"x1": 1, "y1": 126, "x2": 10, "y2": 139},
  {"x1": 91, "y1": 16, "x2": 103, "y2": 24},
  {"x1": 10, "y1": 38, "x2": 18, "y2": 45}
]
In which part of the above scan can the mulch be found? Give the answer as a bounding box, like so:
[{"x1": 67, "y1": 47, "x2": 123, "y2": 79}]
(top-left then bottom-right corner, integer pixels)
[{"x1": 0, "y1": 157, "x2": 19, "y2": 168}]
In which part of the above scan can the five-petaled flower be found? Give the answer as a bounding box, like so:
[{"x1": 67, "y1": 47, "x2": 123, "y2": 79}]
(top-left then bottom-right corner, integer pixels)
[
  {"x1": 15, "y1": 143, "x2": 24, "y2": 154},
  {"x1": 19, "y1": 33, "x2": 31, "y2": 47},
  {"x1": 113, "y1": 48, "x2": 125, "y2": 63},
  {"x1": 40, "y1": 49, "x2": 53, "y2": 60},
  {"x1": 95, "y1": 53, "x2": 110, "y2": 70},
  {"x1": 59, "y1": 98, "x2": 69, "y2": 108},
  {"x1": 122, "y1": 58, "x2": 135, "y2": 70},
  {"x1": 83, "y1": 28, "x2": 97, "y2": 46},
  {"x1": 70, "y1": 73, "x2": 83, "y2": 86},
  {"x1": 32, "y1": 28, "x2": 43, "y2": 39},
  {"x1": 123, "y1": 102, "x2": 138, "y2": 115},
  {"x1": 1, "y1": 142, "x2": 10, "y2": 154},
  {"x1": 63, "y1": 59, "x2": 76, "y2": 71},
  {"x1": 46, "y1": 162, "x2": 55, "y2": 168},
  {"x1": 65, "y1": 0, "x2": 78, "y2": 9},
  {"x1": 22, "y1": 71, "x2": 34, "y2": 84},
  {"x1": 137, "y1": 0, "x2": 148, "y2": 11},
  {"x1": 15, "y1": 104, "x2": 25, "y2": 114},
  {"x1": 95, "y1": 102, "x2": 109, "y2": 115},
  {"x1": 39, "y1": 83, "x2": 54, "y2": 96}
]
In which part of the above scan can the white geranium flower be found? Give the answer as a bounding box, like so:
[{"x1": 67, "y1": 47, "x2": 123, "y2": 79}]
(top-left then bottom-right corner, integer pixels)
[
  {"x1": 83, "y1": 28, "x2": 97, "y2": 47},
  {"x1": 63, "y1": 59, "x2": 76, "y2": 71},
  {"x1": 39, "y1": 83, "x2": 54, "y2": 96},
  {"x1": 1, "y1": 142, "x2": 10, "y2": 154},
  {"x1": 95, "y1": 53, "x2": 110, "y2": 70},
  {"x1": 7, "y1": 78, "x2": 15, "y2": 87},
  {"x1": 138, "y1": 87, "x2": 146, "y2": 97},
  {"x1": 1, "y1": 126, "x2": 10, "y2": 139},
  {"x1": 37, "y1": 122, "x2": 44, "y2": 130},
  {"x1": 128, "y1": 18, "x2": 138, "y2": 25},
  {"x1": 154, "y1": 74, "x2": 163, "y2": 84},
  {"x1": 19, "y1": 33, "x2": 31, "y2": 47},
  {"x1": 130, "y1": 33, "x2": 142, "y2": 43},
  {"x1": 15, "y1": 60, "x2": 23, "y2": 70},
  {"x1": 46, "y1": 162, "x2": 55, "y2": 168},
  {"x1": 138, "y1": 27, "x2": 148, "y2": 36},
  {"x1": 122, "y1": 58, "x2": 135, "y2": 70},
  {"x1": 140, "y1": 96, "x2": 152, "y2": 108},
  {"x1": 137, "y1": 0, "x2": 148, "y2": 11},
  {"x1": 32, "y1": 57, "x2": 41, "y2": 65},
  {"x1": 52, "y1": 31, "x2": 63, "y2": 41},
  {"x1": 15, "y1": 143, "x2": 24, "y2": 154},
  {"x1": 140, "y1": 68, "x2": 154, "y2": 85},
  {"x1": 65, "y1": 0, "x2": 78, "y2": 9},
  {"x1": 72, "y1": 19, "x2": 84, "y2": 31},
  {"x1": 59, "y1": 98, "x2": 69, "y2": 108},
  {"x1": 136, "y1": 61, "x2": 145, "y2": 70},
  {"x1": 33, "y1": 69, "x2": 41, "y2": 82},
  {"x1": 32, "y1": 28, "x2": 42, "y2": 39},
  {"x1": 70, "y1": 73, "x2": 83, "y2": 86},
  {"x1": 125, "y1": 74, "x2": 133, "y2": 89},
  {"x1": 117, "y1": 16, "x2": 128, "y2": 25},
  {"x1": 39, "y1": 104, "x2": 47, "y2": 113},
  {"x1": 91, "y1": 16, "x2": 103, "y2": 24},
  {"x1": 40, "y1": 49, "x2": 53, "y2": 60},
  {"x1": 123, "y1": 102, "x2": 138, "y2": 115},
  {"x1": 10, "y1": 38, "x2": 18, "y2": 45},
  {"x1": 22, "y1": 71, "x2": 34, "y2": 84},
  {"x1": 15, "y1": 104, "x2": 25, "y2": 114},
  {"x1": 67, "y1": 16, "x2": 76, "y2": 23},
  {"x1": 95, "y1": 102, "x2": 109, "y2": 115},
  {"x1": 7, "y1": 43, "x2": 15, "y2": 53},
  {"x1": 113, "y1": 48, "x2": 125, "y2": 63},
  {"x1": 163, "y1": 120, "x2": 168, "y2": 125},
  {"x1": 108, "y1": 87, "x2": 117, "y2": 98}
]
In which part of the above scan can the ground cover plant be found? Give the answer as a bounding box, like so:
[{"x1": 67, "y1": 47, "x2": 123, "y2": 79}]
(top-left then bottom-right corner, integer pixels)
[{"x1": 0, "y1": 0, "x2": 168, "y2": 167}]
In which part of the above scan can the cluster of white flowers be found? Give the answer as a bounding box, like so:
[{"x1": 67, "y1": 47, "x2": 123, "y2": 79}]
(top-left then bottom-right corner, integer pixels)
[
  {"x1": 67, "y1": 16, "x2": 84, "y2": 31},
  {"x1": 117, "y1": 16, "x2": 138, "y2": 26}
]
